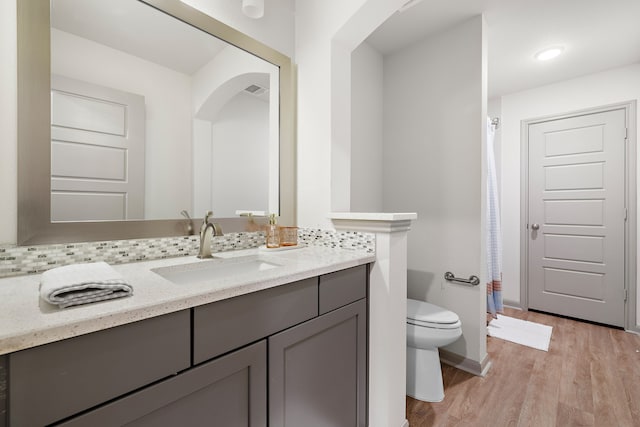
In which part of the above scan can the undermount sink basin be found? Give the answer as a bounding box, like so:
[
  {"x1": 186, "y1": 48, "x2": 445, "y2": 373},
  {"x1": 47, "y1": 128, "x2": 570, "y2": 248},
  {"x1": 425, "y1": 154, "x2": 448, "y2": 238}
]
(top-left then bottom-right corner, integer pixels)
[{"x1": 151, "y1": 255, "x2": 283, "y2": 285}]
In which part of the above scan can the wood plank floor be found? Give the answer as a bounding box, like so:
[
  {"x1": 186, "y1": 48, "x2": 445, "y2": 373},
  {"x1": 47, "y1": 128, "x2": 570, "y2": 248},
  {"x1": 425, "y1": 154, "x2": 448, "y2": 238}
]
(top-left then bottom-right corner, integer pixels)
[{"x1": 406, "y1": 307, "x2": 640, "y2": 427}]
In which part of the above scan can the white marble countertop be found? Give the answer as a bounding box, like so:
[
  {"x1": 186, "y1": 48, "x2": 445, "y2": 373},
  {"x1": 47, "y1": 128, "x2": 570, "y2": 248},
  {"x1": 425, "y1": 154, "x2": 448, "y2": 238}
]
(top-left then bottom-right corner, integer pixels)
[{"x1": 0, "y1": 246, "x2": 374, "y2": 355}]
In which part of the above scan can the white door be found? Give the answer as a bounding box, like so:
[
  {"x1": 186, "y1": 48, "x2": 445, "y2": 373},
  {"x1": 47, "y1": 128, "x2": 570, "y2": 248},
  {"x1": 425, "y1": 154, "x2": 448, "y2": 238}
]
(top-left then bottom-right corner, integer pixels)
[
  {"x1": 527, "y1": 108, "x2": 627, "y2": 327},
  {"x1": 51, "y1": 75, "x2": 145, "y2": 222}
]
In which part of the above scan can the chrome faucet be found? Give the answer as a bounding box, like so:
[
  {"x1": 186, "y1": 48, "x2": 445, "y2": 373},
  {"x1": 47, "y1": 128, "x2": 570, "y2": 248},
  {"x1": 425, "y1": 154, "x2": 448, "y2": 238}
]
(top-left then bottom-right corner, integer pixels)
[{"x1": 197, "y1": 211, "x2": 224, "y2": 259}]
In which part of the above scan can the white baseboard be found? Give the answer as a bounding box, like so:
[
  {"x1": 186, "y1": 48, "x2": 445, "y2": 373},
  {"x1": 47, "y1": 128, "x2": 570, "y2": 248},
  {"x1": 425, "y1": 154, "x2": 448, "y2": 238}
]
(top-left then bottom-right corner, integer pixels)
[
  {"x1": 626, "y1": 325, "x2": 640, "y2": 335},
  {"x1": 400, "y1": 419, "x2": 409, "y2": 427},
  {"x1": 503, "y1": 299, "x2": 522, "y2": 310},
  {"x1": 439, "y1": 349, "x2": 492, "y2": 377}
]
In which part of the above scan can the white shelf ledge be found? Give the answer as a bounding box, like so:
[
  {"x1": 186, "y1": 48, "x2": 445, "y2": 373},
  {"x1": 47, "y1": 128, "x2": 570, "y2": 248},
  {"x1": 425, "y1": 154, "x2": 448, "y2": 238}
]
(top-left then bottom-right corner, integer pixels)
[
  {"x1": 329, "y1": 212, "x2": 417, "y2": 221},
  {"x1": 329, "y1": 212, "x2": 417, "y2": 233}
]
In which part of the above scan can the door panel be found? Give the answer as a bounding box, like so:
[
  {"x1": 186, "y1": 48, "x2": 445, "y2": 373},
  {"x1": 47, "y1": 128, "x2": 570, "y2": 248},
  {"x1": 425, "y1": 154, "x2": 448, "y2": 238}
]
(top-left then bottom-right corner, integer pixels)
[
  {"x1": 543, "y1": 268, "x2": 605, "y2": 301},
  {"x1": 51, "y1": 192, "x2": 127, "y2": 222},
  {"x1": 52, "y1": 141, "x2": 127, "y2": 180},
  {"x1": 543, "y1": 234, "x2": 604, "y2": 263},
  {"x1": 51, "y1": 75, "x2": 145, "y2": 221},
  {"x1": 544, "y1": 162, "x2": 604, "y2": 190},
  {"x1": 528, "y1": 108, "x2": 626, "y2": 327},
  {"x1": 52, "y1": 90, "x2": 127, "y2": 135},
  {"x1": 544, "y1": 199, "x2": 604, "y2": 226},
  {"x1": 544, "y1": 124, "x2": 604, "y2": 156}
]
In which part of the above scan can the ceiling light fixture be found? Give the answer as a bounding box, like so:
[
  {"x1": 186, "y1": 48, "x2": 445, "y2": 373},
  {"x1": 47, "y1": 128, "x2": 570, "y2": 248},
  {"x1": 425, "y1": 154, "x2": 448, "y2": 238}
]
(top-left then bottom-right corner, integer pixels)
[
  {"x1": 242, "y1": 0, "x2": 264, "y2": 19},
  {"x1": 535, "y1": 46, "x2": 564, "y2": 61}
]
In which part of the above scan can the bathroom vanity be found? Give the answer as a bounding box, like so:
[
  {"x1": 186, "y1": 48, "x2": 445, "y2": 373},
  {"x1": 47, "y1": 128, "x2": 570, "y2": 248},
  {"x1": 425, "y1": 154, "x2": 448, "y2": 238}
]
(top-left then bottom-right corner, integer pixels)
[{"x1": 0, "y1": 247, "x2": 372, "y2": 427}]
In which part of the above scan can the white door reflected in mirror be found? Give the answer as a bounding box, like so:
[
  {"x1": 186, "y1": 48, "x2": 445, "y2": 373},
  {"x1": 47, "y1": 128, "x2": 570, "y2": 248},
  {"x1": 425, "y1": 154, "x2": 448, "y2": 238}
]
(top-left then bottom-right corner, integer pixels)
[{"x1": 50, "y1": 0, "x2": 280, "y2": 222}]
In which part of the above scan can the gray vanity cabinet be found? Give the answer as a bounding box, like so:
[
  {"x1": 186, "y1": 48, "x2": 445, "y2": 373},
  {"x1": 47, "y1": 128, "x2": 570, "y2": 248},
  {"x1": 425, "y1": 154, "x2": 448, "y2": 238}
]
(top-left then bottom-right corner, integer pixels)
[
  {"x1": 0, "y1": 355, "x2": 6, "y2": 427},
  {"x1": 269, "y1": 299, "x2": 367, "y2": 427},
  {"x1": 3, "y1": 264, "x2": 369, "y2": 426}
]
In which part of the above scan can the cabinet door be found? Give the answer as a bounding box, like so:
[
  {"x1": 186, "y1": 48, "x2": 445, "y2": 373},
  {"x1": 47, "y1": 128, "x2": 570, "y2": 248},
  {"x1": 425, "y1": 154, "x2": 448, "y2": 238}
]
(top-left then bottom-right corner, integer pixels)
[
  {"x1": 58, "y1": 340, "x2": 267, "y2": 427},
  {"x1": 269, "y1": 299, "x2": 367, "y2": 427}
]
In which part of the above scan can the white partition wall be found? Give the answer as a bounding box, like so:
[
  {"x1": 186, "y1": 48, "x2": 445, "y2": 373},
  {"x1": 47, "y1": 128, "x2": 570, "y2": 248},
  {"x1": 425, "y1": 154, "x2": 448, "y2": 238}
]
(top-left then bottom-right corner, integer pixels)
[{"x1": 331, "y1": 212, "x2": 417, "y2": 427}]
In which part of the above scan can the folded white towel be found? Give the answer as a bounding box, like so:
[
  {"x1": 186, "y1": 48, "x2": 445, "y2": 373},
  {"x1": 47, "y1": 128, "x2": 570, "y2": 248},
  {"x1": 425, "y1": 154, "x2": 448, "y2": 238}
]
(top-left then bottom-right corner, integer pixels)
[{"x1": 40, "y1": 262, "x2": 133, "y2": 308}]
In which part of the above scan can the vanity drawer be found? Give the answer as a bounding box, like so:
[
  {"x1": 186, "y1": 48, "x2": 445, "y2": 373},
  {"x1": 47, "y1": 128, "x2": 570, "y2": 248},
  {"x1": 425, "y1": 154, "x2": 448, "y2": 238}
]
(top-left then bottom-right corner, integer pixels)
[
  {"x1": 193, "y1": 278, "x2": 318, "y2": 364},
  {"x1": 319, "y1": 265, "x2": 367, "y2": 315},
  {"x1": 9, "y1": 310, "x2": 190, "y2": 427}
]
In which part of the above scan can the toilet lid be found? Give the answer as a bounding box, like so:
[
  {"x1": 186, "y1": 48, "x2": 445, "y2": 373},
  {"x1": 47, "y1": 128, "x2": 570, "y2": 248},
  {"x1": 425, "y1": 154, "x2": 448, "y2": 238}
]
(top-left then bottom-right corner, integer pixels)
[{"x1": 407, "y1": 299, "x2": 460, "y2": 328}]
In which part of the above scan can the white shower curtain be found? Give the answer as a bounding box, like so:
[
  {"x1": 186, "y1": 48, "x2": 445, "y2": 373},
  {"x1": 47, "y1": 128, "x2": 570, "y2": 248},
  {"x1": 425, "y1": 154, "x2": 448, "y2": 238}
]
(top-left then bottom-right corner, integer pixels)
[{"x1": 486, "y1": 118, "x2": 503, "y2": 318}]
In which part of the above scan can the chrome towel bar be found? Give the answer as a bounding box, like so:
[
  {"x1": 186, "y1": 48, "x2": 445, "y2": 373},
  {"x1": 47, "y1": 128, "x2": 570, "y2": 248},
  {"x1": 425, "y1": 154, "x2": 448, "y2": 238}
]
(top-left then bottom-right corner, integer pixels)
[{"x1": 444, "y1": 271, "x2": 480, "y2": 286}]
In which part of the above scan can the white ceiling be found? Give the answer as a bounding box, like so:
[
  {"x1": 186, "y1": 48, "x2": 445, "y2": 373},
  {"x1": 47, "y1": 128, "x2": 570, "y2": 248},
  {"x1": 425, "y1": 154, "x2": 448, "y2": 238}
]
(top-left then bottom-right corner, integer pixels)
[
  {"x1": 52, "y1": 0, "x2": 227, "y2": 75},
  {"x1": 51, "y1": 0, "x2": 640, "y2": 98},
  {"x1": 366, "y1": 0, "x2": 640, "y2": 98}
]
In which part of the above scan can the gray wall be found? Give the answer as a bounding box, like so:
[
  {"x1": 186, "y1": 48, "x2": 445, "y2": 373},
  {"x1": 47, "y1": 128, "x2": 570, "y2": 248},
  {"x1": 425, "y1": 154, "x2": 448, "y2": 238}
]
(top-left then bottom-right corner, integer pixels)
[
  {"x1": 380, "y1": 16, "x2": 488, "y2": 365},
  {"x1": 351, "y1": 42, "x2": 384, "y2": 212}
]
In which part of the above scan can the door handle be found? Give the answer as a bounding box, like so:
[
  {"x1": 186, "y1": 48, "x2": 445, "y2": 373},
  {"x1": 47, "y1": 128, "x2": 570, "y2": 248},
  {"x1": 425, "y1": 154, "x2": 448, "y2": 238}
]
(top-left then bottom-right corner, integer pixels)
[{"x1": 531, "y1": 223, "x2": 540, "y2": 230}]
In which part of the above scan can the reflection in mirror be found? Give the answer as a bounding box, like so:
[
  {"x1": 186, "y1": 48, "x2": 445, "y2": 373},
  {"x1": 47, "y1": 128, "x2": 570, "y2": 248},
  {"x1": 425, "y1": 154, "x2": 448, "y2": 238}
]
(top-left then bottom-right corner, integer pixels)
[
  {"x1": 50, "y1": 0, "x2": 279, "y2": 222},
  {"x1": 17, "y1": 0, "x2": 294, "y2": 245}
]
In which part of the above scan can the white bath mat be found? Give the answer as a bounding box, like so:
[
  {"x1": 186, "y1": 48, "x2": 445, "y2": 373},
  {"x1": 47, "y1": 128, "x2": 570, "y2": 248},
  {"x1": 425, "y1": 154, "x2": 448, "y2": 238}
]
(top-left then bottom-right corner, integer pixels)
[{"x1": 488, "y1": 314, "x2": 552, "y2": 351}]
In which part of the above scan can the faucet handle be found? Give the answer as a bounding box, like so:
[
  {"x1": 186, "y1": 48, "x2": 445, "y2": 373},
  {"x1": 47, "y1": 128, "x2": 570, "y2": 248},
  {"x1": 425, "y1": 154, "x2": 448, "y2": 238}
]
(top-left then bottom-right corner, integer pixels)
[
  {"x1": 180, "y1": 210, "x2": 193, "y2": 235},
  {"x1": 199, "y1": 211, "x2": 213, "y2": 235}
]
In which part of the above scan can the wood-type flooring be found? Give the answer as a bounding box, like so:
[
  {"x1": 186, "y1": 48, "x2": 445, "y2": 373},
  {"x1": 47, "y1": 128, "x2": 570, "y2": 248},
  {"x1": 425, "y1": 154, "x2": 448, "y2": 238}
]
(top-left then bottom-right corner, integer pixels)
[{"x1": 406, "y1": 307, "x2": 640, "y2": 427}]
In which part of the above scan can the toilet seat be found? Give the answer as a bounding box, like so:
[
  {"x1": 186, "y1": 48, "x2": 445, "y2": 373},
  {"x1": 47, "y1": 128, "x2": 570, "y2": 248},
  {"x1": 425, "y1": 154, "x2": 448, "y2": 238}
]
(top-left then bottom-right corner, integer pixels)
[{"x1": 407, "y1": 299, "x2": 461, "y2": 329}]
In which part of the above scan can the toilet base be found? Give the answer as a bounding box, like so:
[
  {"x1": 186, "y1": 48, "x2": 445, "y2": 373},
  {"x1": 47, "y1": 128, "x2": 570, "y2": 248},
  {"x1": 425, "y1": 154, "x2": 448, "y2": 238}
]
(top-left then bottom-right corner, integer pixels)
[{"x1": 406, "y1": 345, "x2": 445, "y2": 402}]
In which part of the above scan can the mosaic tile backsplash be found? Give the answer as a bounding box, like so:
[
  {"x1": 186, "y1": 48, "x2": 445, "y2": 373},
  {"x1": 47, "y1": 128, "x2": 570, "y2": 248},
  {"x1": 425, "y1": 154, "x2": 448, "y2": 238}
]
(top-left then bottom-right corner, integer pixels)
[{"x1": 0, "y1": 229, "x2": 375, "y2": 278}]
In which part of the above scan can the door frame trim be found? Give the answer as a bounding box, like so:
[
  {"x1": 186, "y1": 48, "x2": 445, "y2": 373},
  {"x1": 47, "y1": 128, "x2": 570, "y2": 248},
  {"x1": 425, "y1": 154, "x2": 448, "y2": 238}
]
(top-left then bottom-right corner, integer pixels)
[{"x1": 519, "y1": 101, "x2": 638, "y2": 331}]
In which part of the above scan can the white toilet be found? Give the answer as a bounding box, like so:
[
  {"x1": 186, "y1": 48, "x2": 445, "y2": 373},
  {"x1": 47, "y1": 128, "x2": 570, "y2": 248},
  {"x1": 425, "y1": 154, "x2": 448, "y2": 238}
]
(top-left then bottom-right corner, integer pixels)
[{"x1": 406, "y1": 298, "x2": 462, "y2": 402}]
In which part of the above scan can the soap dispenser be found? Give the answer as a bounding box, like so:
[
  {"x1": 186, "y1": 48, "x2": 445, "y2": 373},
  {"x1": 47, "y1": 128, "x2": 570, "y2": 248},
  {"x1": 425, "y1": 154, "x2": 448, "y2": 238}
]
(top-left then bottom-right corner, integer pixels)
[{"x1": 266, "y1": 213, "x2": 280, "y2": 248}]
